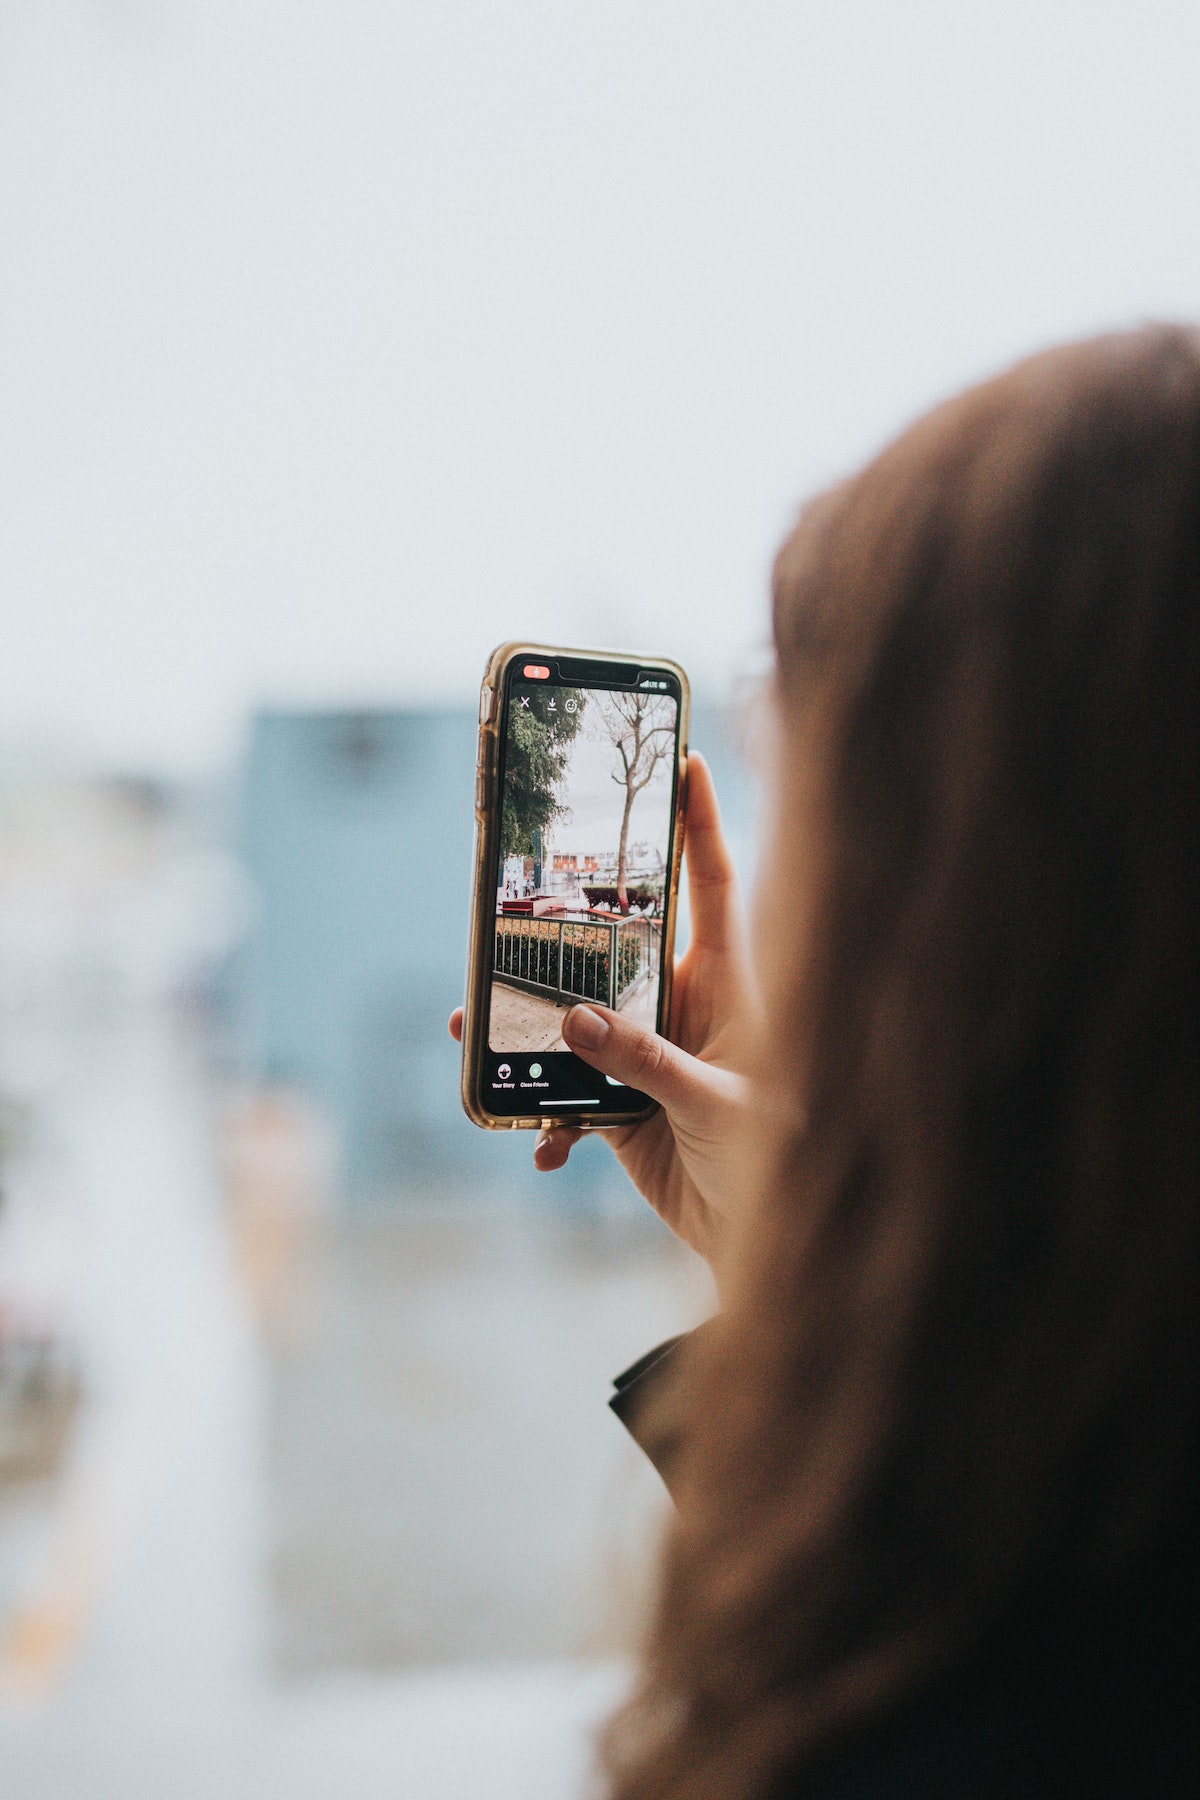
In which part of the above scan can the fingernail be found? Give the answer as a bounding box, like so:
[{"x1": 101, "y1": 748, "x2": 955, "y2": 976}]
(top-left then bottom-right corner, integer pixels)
[{"x1": 565, "y1": 1005, "x2": 609, "y2": 1050}]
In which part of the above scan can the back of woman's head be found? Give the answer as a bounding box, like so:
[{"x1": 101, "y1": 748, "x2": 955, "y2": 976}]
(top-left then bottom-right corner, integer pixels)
[{"x1": 606, "y1": 326, "x2": 1200, "y2": 1799}]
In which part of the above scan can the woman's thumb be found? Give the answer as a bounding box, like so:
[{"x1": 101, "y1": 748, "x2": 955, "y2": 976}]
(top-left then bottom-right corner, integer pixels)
[{"x1": 561, "y1": 1004, "x2": 707, "y2": 1112}]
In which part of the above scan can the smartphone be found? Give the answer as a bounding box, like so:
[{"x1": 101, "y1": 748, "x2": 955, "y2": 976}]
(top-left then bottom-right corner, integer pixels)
[{"x1": 461, "y1": 642, "x2": 689, "y2": 1130}]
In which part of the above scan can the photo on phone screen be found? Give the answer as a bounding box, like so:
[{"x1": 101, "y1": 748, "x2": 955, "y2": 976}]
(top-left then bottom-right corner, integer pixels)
[{"x1": 480, "y1": 656, "x2": 683, "y2": 1119}]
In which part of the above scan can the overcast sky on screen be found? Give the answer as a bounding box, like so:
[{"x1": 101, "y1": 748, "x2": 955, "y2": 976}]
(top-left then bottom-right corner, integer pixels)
[
  {"x1": 2, "y1": 2, "x2": 1200, "y2": 773},
  {"x1": 517, "y1": 689, "x2": 677, "y2": 861}
]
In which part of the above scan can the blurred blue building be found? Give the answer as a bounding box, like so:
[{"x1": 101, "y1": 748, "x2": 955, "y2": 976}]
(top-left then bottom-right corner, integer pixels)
[{"x1": 236, "y1": 704, "x2": 751, "y2": 1209}]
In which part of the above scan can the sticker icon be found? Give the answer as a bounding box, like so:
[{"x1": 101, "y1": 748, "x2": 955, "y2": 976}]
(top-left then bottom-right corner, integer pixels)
[{"x1": 564, "y1": 698, "x2": 577, "y2": 713}]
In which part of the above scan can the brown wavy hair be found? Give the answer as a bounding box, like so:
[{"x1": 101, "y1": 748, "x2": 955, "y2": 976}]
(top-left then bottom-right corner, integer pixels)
[{"x1": 604, "y1": 326, "x2": 1200, "y2": 1797}]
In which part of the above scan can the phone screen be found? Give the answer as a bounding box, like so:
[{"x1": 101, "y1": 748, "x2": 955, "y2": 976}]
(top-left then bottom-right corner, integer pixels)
[{"x1": 482, "y1": 654, "x2": 683, "y2": 1119}]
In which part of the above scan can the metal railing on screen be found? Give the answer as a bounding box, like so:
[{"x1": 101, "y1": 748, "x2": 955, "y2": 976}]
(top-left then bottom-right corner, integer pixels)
[{"x1": 493, "y1": 915, "x2": 660, "y2": 1011}]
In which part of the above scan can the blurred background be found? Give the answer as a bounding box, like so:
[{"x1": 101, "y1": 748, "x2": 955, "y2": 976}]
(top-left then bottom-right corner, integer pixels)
[{"x1": 1, "y1": 3, "x2": 1198, "y2": 1795}]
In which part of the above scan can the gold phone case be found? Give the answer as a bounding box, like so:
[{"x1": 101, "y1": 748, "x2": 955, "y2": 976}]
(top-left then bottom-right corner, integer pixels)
[{"x1": 461, "y1": 641, "x2": 690, "y2": 1130}]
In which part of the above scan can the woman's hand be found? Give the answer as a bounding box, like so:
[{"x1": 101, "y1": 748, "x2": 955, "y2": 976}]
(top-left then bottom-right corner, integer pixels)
[{"x1": 449, "y1": 753, "x2": 756, "y2": 1272}]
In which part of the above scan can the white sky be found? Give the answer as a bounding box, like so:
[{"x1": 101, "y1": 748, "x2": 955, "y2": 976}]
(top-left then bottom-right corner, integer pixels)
[{"x1": 3, "y1": 2, "x2": 1200, "y2": 773}]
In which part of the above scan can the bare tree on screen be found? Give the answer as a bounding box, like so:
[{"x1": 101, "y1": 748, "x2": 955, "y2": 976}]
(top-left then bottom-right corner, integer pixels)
[{"x1": 593, "y1": 692, "x2": 676, "y2": 911}]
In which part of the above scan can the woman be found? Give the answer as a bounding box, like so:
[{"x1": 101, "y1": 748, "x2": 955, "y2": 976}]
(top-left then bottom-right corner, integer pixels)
[{"x1": 453, "y1": 325, "x2": 1199, "y2": 1793}]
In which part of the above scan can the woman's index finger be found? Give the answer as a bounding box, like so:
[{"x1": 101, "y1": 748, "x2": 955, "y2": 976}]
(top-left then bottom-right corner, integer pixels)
[{"x1": 682, "y1": 752, "x2": 737, "y2": 948}]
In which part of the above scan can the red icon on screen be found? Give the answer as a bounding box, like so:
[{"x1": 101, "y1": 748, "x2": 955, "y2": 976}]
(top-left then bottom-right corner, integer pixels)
[{"x1": 523, "y1": 665, "x2": 550, "y2": 679}]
